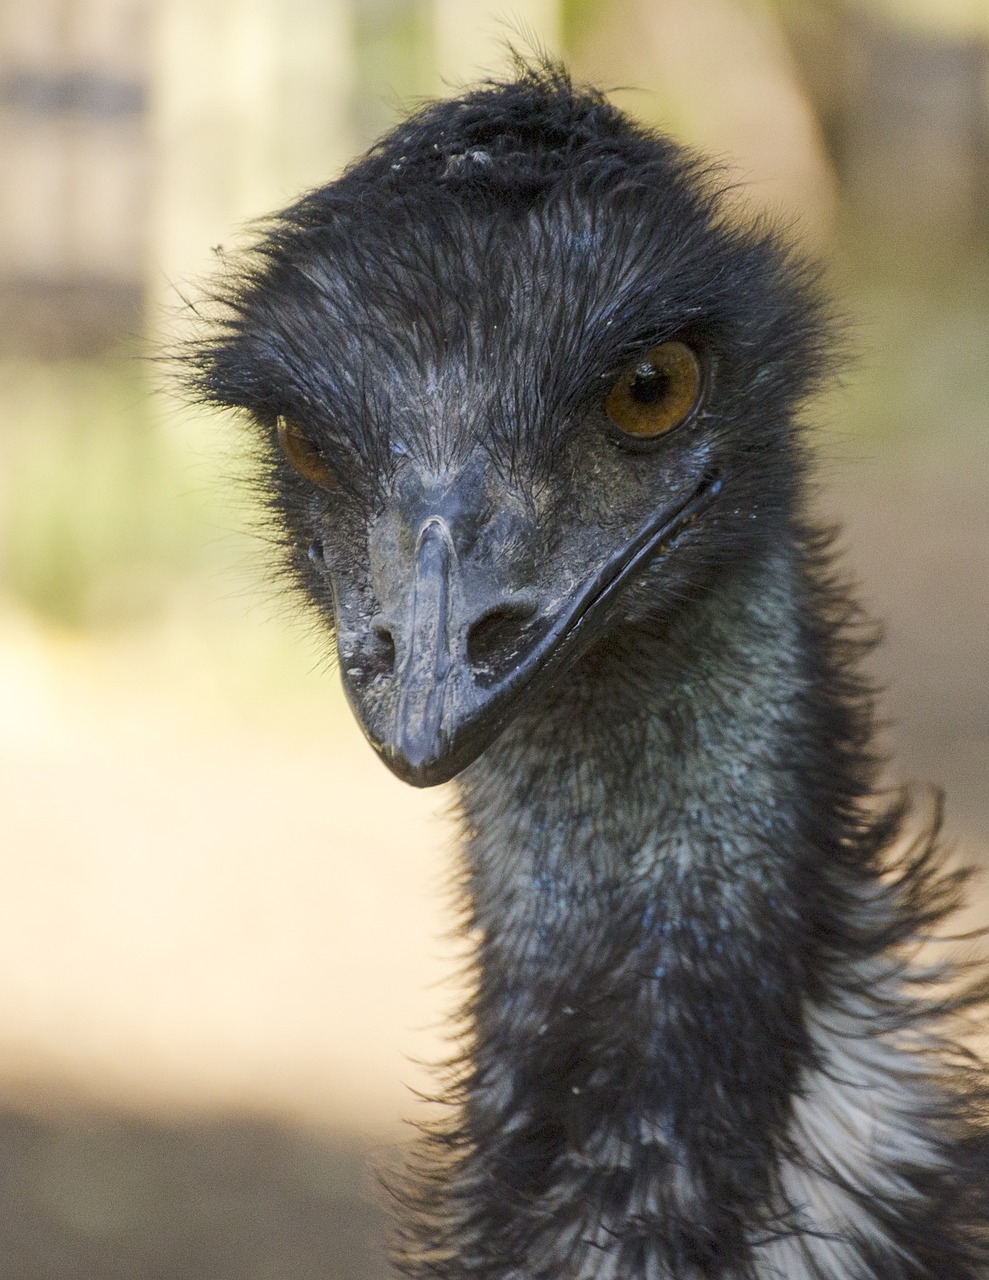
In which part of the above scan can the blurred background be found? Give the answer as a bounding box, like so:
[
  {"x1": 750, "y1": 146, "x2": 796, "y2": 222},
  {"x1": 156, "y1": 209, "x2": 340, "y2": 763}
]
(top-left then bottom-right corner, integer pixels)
[{"x1": 0, "y1": 0, "x2": 986, "y2": 1275}]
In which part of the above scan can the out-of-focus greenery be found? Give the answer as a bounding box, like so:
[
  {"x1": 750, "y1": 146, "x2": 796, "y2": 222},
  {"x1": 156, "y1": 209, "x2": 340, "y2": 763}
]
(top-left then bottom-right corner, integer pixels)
[
  {"x1": 0, "y1": 357, "x2": 221, "y2": 629},
  {"x1": 834, "y1": 235, "x2": 989, "y2": 452},
  {"x1": 352, "y1": 0, "x2": 435, "y2": 140},
  {"x1": 561, "y1": 0, "x2": 601, "y2": 50}
]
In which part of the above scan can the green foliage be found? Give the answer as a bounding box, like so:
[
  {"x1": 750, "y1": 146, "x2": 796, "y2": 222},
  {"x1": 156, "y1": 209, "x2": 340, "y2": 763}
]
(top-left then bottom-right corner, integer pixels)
[
  {"x1": 835, "y1": 234, "x2": 989, "y2": 452},
  {"x1": 351, "y1": 0, "x2": 436, "y2": 143},
  {"x1": 561, "y1": 0, "x2": 603, "y2": 51},
  {"x1": 0, "y1": 357, "x2": 214, "y2": 629}
]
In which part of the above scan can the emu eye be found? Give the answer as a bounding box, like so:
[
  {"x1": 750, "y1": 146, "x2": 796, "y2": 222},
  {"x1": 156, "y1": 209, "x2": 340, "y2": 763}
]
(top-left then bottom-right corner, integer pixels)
[
  {"x1": 605, "y1": 341, "x2": 701, "y2": 439},
  {"x1": 276, "y1": 416, "x2": 337, "y2": 489}
]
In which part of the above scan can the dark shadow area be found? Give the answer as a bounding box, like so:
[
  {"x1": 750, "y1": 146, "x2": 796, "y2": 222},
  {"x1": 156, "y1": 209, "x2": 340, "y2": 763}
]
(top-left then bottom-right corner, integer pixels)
[{"x1": 0, "y1": 1103, "x2": 393, "y2": 1280}]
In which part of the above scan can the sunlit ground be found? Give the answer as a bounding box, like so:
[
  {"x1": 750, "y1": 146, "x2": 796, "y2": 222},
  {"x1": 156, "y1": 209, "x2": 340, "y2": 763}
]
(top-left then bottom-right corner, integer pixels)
[
  {"x1": 0, "y1": 603, "x2": 459, "y2": 1131},
  {"x1": 0, "y1": 601, "x2": 455, "y2": 1275},
  {"x1": 0, "y1": 234, "x2": 985, "y2": 1275}
]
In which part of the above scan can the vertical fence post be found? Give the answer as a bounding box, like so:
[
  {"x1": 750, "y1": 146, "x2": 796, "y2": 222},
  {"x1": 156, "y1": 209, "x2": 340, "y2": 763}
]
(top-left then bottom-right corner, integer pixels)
[{"x1": 147, "y1": 0, "x2": 355, "y2": 346}]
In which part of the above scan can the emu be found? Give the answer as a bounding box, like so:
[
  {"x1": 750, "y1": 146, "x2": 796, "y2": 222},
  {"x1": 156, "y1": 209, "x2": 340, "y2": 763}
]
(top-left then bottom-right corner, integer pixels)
[{"x1": 186, "y1": 66, "x2": 989, "y2": 1280}]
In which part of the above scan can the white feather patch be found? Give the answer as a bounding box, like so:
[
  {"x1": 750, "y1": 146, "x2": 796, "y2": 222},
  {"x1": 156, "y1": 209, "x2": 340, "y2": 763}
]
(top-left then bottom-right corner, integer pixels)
[{"x1": 755, "y1": 971, "x2": 949, "y2": 1280}]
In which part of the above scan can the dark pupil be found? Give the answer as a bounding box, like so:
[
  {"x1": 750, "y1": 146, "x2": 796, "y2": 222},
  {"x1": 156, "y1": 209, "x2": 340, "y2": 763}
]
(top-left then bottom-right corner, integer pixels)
[{"x1": 630, "y1": 361, "x2": 669, "y2": 405}]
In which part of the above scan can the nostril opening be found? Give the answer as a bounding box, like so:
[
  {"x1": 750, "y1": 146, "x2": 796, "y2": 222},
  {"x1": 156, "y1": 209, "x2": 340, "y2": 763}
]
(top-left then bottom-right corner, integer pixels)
[
  {"x1": 467, "y1": 603, "x2": 538, "y2": 684},
  {"x1": 371, "y1": 623, "x2": 397, "y2": 674}
]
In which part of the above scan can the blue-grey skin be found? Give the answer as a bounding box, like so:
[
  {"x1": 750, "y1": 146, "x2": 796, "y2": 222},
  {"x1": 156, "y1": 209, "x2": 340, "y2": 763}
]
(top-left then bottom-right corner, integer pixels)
[{"x1": 187, "y1": 64, "x2": 989, "y2": 1280}]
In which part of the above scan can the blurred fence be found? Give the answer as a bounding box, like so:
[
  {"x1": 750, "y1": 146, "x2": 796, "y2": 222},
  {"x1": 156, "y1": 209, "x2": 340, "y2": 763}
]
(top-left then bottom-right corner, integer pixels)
[
  {"x1": 0, "y1": 0, "x2": 150, "y2": 356},
  {"x1": 0, "y1": 0, "x2": 563, "y2": 358},
  {"x1": 0, "y1": 0, "x2": 987, "y2": 359}
]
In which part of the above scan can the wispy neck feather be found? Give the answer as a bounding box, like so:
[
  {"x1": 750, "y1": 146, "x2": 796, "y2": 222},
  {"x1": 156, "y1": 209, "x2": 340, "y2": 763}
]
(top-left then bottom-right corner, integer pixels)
[
  {"x1": 393, "y1": 535, "x2": 989, "y2": 1280},
  {"x1": 463, "y1": 545, "x2": 813, "y2": 905}
]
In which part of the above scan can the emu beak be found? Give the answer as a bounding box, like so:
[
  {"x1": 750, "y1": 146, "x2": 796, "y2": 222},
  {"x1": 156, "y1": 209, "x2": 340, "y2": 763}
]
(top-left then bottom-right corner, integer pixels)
[
  {"x1": 386, "y1": 514, "x2": 482, "y2": 782},
  {"x1": 338, "y1": 472, "x2": 721, "y2": 788}
]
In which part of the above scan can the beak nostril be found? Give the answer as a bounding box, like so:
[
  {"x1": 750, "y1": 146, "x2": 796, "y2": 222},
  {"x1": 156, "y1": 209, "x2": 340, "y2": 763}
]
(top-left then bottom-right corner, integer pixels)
[
  {"x1": 467, "y1": 603, "x2": 539, "y2": 685},
  {"x1": 371, "y1": 623, "x2": 397, "y2": 674}
]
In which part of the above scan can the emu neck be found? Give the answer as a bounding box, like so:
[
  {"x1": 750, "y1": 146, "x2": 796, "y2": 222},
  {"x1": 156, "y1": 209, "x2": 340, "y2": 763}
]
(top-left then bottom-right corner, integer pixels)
[
  {"x1": 420, "y1": 546, "x2": 970, "y2": 1280},
  {"x1": 453, "y1": 546, "x2": 857, "y2": 1185},
  {"x1": 458, "y1": 546, "x2": 847, "y2": 965}
]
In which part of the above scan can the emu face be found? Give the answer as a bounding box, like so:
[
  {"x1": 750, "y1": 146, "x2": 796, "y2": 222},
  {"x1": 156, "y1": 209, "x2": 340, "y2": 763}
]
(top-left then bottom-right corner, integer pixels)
[{"x1": 194, "y1": 79, "x2": 827, "y2": 786}]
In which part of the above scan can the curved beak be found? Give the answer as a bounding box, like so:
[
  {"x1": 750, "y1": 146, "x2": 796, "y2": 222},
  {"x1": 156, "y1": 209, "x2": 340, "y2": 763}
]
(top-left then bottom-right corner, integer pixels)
[{"x1": 338, "y1": 473, "x2": 721, "y2": 787}]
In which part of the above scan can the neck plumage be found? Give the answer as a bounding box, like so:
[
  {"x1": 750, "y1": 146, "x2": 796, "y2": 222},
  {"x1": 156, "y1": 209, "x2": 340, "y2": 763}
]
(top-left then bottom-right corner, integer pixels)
[{"x1": 395, "y1": 539, "x2": 984, "y2": 1280}]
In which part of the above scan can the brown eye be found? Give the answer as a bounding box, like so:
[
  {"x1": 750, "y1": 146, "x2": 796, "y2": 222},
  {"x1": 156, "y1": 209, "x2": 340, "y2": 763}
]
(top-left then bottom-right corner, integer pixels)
[
  {"x1": 604, "y1": 341, "x2": 702, "y2": 439},
  {"x1": 276, "y1": 416, "x2": 337, "y2": 489}
]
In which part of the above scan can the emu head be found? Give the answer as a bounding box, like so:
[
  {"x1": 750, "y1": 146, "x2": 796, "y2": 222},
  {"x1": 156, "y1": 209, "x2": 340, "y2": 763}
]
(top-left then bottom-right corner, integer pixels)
[{"x1": 189, "y1": 68, "x2": 829, "y2": 786}]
